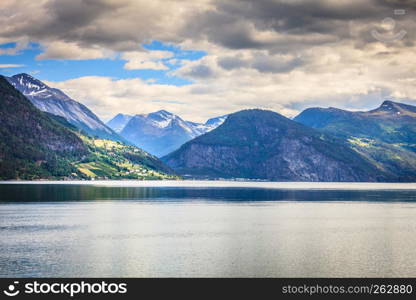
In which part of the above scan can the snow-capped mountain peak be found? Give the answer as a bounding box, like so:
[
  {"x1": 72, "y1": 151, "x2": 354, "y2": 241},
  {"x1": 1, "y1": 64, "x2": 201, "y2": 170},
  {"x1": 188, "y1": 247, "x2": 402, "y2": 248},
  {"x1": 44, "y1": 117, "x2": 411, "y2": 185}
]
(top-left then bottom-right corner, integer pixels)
[
  {"x1": 146, "y1": 110, "x2": 179, "y2": 128},
  {"x1": 9, "y1": 73, "x2": 70, "y2": 102},
  {"x1": 153, "y1": 109, "x2": 175, "y2": 117},
  {"x1": 6, "y1": 73, "x2": 124, "y2": 142},
  {"x1": 204, "y1": 114, "x2": 228, "y2": 129},
  {"x1": 11, "y1": 73, "x2": 47, "y2": 95},
  {"x1": 113, "y1": 110, "x2": 227, "y2": 157},
  {"x1": 106, "y1": 113, "x2": 133, "y2": 133}
]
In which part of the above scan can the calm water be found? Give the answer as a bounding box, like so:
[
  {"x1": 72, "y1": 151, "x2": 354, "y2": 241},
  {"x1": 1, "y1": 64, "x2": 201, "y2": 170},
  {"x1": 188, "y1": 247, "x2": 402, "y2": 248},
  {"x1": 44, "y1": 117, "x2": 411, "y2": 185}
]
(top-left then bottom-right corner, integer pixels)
[{"x1": 1, "y1": 181, "x2": 416, "y2": 277}]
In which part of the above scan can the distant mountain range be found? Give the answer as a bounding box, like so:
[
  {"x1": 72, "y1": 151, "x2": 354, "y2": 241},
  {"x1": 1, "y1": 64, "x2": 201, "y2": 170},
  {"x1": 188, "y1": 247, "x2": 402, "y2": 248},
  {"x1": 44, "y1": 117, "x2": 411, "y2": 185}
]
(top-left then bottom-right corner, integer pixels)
[
  {"x1": 164, "y1": 103, "x2": 416, "y2": 181},
  {"x1": 2, "y1": 72, "x2": 416, "y2": 182},
  {"x1": 294, "y1": 100, "x2": 416, "y2": 152},
  {"x1": 163, "y1": 109, "x2": 387, "y2": 181},
  {"x1": 106, "y1": 113, "x2": 133, "y2": 133},
  {"x1": 6, "y1": 73, "x2": 124, "y2": 142},
  {"x1": 107, "y1": 111, "x2": 227, "y2": 157},
  {"x1": 4, "y1": 73, "x2": 226, "y2": 158},
  {"x1": 0, "y1": 76, "x2": 174, "y2": 180}
]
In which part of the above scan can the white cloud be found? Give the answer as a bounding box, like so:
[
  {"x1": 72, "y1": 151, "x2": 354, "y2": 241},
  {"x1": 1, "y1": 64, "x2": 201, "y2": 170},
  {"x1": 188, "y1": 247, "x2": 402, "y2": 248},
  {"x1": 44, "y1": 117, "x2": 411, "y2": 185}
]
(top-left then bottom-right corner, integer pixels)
[
  {"x1": 122, "y1": 50, "x2": 174, "y2": 70},
  {"x1": 36, "y1": 41, "x2": 114, "y2": 60},
  {"x1": 0, "y1": 64, "x2": 24, "y2": 68},
  {"x1": 3, "y1": 0, "x2": 416, "y2": 121},
  {"x1": 42, "y1": 34, "x2": 416, "y2": 123},
  {"x1": 0, "y1": 40, "x2": 29, "y2": 55}
]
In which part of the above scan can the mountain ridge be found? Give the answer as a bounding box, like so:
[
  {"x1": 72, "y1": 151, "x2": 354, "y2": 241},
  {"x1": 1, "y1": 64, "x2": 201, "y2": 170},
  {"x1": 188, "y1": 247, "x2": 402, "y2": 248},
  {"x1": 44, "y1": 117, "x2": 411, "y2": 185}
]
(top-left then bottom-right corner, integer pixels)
[
  {"x1": 6, "y1": 73, "x2": 125, "y2": 142},
  {"x1": 0, "y1": 75, "x2": 86, "y2": 179},
  {"x1": 110, "y1": 110, "x2": 227, "y2": 157},
  {"x1": 4, "y1": 72, "x2": 416, "y2": 182},
  {"x1": 294, "y1": 100, "x2": 416, "y2": 150},
  {"x1": 0, "y1": 76, "x2": 175, "y2": 180},
  {"x1": 106, "y1": 113, "x2": 133, "y2": 133},
  {"x1": 163, "y1": 109, "x2": 389, "y2": 182}
]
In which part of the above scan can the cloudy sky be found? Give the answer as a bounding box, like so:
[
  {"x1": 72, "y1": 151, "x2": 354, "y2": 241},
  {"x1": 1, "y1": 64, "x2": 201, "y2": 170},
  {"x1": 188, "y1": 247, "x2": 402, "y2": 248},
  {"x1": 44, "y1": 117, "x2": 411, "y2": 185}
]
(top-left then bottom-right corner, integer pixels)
[{"x1": 0, "y1": 0, "x2": 415, "y2": 122}]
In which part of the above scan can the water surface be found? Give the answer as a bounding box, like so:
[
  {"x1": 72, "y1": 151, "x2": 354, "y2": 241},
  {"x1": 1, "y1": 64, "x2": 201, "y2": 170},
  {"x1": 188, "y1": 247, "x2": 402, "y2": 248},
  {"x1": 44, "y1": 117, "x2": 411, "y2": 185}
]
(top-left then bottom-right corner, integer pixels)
[{"x1": 1, "y1": 181, "x2": 416, "y2": 277}]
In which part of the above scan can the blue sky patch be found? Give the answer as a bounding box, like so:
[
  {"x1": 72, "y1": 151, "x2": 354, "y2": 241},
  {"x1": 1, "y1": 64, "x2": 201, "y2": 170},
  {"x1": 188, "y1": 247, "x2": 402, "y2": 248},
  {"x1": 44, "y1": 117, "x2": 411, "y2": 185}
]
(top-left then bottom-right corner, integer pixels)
[{"x1": 0, "y1": 41, "x2": 206, "y2": 85}]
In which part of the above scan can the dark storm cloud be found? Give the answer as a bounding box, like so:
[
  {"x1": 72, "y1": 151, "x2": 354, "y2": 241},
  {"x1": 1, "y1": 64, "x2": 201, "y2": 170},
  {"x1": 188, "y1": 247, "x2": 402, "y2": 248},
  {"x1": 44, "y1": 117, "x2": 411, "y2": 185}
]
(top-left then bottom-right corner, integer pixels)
[
  {"x1": 182, "y1": 0, "x2": 416, "y2": 52},
  {"x1": 217, "y1": 54, "x2": 304, "y2": 73},
  {"x1": 0, "y1": 0, "x2": 182, "y2": 55},
  {"x1": 251, "y1": 56, "x2": 304, "y2": 73},
  {"x1": 1, "y1": 0, "x2": 415, "y2": 58},
  {"x1": 3, "y1": 0, "x2": 115, "y2": 40},
  {"x1": 217, "y1": 56, "x2": 249, "y2": 70},
  {"x1": 39, "y1": 0, "x2": 133, "y2": 49}
]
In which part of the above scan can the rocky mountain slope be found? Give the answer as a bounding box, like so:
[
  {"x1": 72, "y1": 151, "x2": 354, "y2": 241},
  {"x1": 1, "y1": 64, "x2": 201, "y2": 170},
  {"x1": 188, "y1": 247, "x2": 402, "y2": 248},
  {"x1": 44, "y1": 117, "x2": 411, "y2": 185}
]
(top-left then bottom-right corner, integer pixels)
[
  {"x1": 163, "y1": 109, "x2": 389, "y2": 181},
  {"x1": 6, "y1": 73, "x2": 124, "y2": 142}
]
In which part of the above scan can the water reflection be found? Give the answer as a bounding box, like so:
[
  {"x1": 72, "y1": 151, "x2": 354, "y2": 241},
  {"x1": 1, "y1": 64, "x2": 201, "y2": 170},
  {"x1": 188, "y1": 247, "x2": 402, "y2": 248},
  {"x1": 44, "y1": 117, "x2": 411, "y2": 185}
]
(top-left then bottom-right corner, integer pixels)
[
  {"x1": 1, "y1": 184, "x2": 416, "y2": 277},
  {"x1": 1, "y1": 184, "x2": 416, "y2": 202}
]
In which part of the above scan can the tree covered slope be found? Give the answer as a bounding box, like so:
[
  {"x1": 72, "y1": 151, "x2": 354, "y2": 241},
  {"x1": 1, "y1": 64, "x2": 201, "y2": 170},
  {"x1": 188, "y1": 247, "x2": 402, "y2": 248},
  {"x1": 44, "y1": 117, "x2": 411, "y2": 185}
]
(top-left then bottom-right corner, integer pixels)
[
  {"x1": 0, "y1": 77, "x2": 176, "y2": 180},
  {"x1": 163, "y1": 109, "x2": 388, "y2": 182},
  {"x1": 294, "y1": 100, "x2": 416, "y2": 151},
  {"x1": 0, "y1": 76, "x2": 86, "y2": 179},
  {"x1": 294, "y1": 100, "x2": 416, "y2": 181}
]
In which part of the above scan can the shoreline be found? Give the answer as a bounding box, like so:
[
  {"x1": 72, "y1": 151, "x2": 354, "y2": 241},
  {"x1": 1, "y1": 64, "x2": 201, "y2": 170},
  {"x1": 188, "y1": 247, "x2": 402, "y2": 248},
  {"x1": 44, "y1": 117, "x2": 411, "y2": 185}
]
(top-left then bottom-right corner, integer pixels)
[{"x1": 1, "y1": 180, "x2": 416, "y2": 190}]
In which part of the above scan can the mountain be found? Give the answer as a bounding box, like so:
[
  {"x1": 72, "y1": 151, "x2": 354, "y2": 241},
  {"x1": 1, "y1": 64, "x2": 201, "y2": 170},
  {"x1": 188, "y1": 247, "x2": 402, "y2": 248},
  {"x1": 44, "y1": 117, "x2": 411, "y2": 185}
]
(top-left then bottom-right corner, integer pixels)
[
  {"x1": 294, "y1": 100, "x2": 416, "y2": 151},
  {"x1": 118, "y1": 110, "x2": 227, "y2": 157},
  {"x1": 0, "y1": 75, "x2": 86, "y2": 179},
  {"x1": 204, "y1": 114, "x2": 229, "y2": 130},
  {"x1": 106, "y1": 113, "x2": 133, "y2": 133},
  {"x1": 162, "y1": 109, "x2": 390, "y2": 182},
  {"x1": 0, "y1": 76, "x2": 175, "y2": 180},
  {"x1": 293, "y1": 100, "x2": 416, "y2": 180},
  {"x1": 6, "y1": 73, "x2": 124, "y2": 142}
]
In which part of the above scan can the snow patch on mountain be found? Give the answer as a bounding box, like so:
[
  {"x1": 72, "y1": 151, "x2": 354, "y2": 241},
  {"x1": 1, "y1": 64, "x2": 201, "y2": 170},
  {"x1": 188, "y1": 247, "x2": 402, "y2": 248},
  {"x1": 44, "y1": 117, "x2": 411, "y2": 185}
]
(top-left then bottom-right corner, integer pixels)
[
  {"x1": 115, "y1": 110, "x2": 228, "y2": 157},
  {"x1": 6, "y1": 73, "x2": 123, "y2": 141}
]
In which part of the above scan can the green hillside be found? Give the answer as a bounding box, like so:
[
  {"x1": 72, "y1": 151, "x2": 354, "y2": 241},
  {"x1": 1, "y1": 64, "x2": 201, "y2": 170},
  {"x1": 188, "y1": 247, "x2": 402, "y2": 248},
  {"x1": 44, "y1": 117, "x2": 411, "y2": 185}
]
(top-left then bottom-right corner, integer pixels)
[
  {"x1": 294, "y1": 101, "x2": 416, "y2": 152},
  {"x1": 294, "y1": 100, "x2": 416, "y2": 181},
  {"x1": 0, "y1": 76, "x2": 176, "y2": 180}
]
